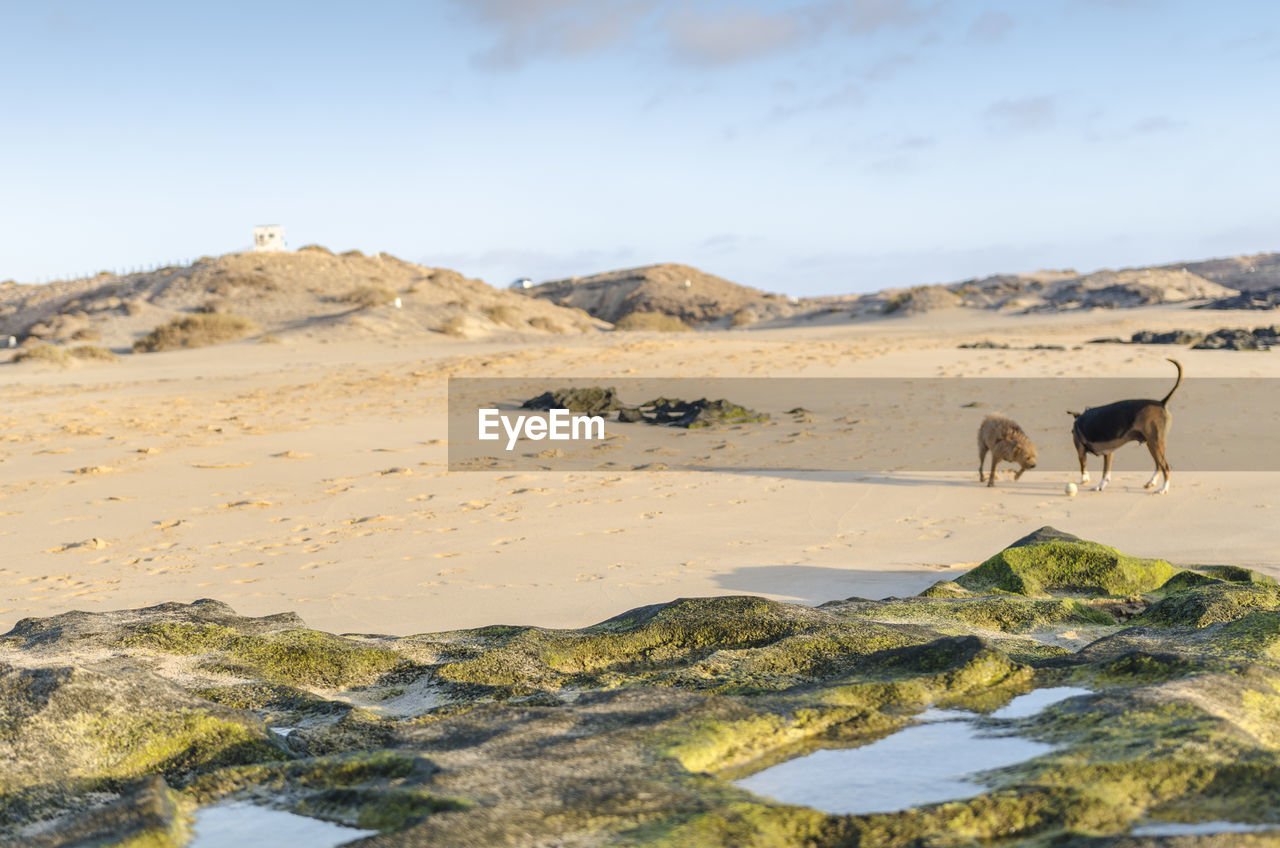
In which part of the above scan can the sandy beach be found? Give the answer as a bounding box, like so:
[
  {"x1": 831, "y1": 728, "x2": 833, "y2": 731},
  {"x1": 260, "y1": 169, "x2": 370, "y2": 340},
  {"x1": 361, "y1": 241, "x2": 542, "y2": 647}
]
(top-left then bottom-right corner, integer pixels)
[{"x1": 4, "y1": 302, "x2": 1276, "y2": 637}]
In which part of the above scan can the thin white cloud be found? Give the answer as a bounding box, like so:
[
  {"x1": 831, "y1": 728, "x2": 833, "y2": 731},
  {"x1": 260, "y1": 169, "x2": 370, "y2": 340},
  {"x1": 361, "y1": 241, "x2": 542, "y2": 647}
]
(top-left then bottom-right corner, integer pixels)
[
  {"x1": 458, "y1": 0, "x2": 659, "y2": 70},
  {"x1": 984, "y1": 95, "x2": 1057, "y2": 132},
  {"x1": 662, "y1": 7, "x2": 806, "y2": 66},
  {"x1": 453, "y1": 0, "x2": 939, "y2": 70},
  {"x1": 862, "y1": 51, "x2": 915, "y2": 81},
  {"x1": 967, "y1": 11, "x2": 1014, "y2": 43},
  {"x1": 1131, "y1": 115, "x2": 1185, "y2": 133}
]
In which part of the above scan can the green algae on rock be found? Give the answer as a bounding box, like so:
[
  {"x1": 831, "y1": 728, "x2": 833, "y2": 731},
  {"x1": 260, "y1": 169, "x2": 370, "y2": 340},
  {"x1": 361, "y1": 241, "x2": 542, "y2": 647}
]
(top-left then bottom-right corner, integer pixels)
[
  {"x1": 3, "y1": 528, "x2": 1280, "y2": 847},
  {"x1": 956, "y1": 536, "x2": 1177, "y2": 597}
]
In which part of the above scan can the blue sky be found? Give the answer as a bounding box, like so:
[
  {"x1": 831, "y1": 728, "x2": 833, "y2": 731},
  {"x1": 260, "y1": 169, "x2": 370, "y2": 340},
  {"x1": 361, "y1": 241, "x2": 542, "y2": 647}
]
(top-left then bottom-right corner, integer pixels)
[{"x1": 2, "y1": 1, "x2": 1277, "y2": 295}]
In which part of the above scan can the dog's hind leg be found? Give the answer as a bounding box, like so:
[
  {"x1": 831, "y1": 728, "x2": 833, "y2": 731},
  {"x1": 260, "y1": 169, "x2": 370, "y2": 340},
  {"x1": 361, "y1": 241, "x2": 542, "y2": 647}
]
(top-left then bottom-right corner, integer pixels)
[
  {"x1": 1146, "y1": 439, "x2": 1171, "y2": 494},
  {"x1": 978, "y1": 442, "x2": 988, "y2": 482},
  {"x1": 987, "y1": 451, "x2": 1000, "y2": 487},
  {"x1": 1094, "y1": 453, "x2": 1113, "y2": 491},
  {"x1": 1143, "y1": 443, "x2": 1163, "y2": 489}
]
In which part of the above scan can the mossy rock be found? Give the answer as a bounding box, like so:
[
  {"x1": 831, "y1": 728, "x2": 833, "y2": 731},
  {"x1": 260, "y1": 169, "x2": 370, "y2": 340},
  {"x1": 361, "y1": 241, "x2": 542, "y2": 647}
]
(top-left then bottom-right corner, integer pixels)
[
  {"x1": 832, "y1": 595, "x2": 1117, "y2": 634},
  {"x1": 917, "y1": 580, "x2": 970, "y2": 598},
  {"x1": 10, "y1": 530, "x2": 1280, "y2": 847},
  {"x1": 1136, "y1": 583, "x2": 1280, "y2": 628},
  {"x1": 661, "y1": 638, "x2": 1032, "y2": 774},
  {"x1": 16, "y1": 775, "x2": 191, "y2": 848},
  {"x1": 436, "y1": 597, "x2": 864, "y2": 691},
  {"x1": 521, "y1": 386, "x2": 623, "y2": 415},
  {"x1": 1065, "y1": 651, "x2": 1208, "y2": 686},
  {"x1": 0, "y1": 663, "x2": 285, "y2": 833},
  {"x1": 957, "y1": 539, "x2": 1176, "y2": 598},
  {"x1": 117, "y1": 622, "x2": 407, "y2": 688}
]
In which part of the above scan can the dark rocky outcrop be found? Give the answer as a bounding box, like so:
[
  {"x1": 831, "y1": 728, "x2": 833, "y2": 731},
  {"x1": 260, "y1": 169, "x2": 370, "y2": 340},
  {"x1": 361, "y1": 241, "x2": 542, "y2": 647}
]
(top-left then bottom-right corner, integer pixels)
[
  {"x1": 1195, "y1": 286, "x2": 1280, "y2": 310},
  {"x1": 1088, "y1": 327, "x2": 1277, "y2": 350},
  {"x1": 521, "y1": 386, "x2": 624, "y2": 415},
  {"x1": 1130, "y1": 329, "x2": 1205, "y2": 345},
  {"x1": 521, "y1": 388, "x2": 768, "y2": 428},
  {"x1": 1192, "y1": 326, "x2": 1278, "y2": 350}
]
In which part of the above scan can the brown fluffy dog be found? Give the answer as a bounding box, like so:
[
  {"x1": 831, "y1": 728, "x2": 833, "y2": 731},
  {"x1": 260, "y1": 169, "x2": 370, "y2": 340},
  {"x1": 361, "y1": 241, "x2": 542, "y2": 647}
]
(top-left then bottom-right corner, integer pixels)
[{"x1": 977, "y1": 414, "x2": 1038, "y2": 487}]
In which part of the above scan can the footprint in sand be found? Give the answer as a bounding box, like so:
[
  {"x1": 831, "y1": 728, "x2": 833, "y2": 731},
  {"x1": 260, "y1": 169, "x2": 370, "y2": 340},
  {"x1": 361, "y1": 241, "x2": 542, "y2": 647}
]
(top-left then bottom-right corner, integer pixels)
[
  {"x1": 139, "y1": 542, "x2": 178, "y2": 552},
  {"x1": 344, "y1": 515, "x2": 392, "y2": 525},
  {"x1": 576, "y1": 573, "x2": 603, "y2": 582},
  {"x1": 45, "y1": 538, "x2": 110, "y2": 553}
]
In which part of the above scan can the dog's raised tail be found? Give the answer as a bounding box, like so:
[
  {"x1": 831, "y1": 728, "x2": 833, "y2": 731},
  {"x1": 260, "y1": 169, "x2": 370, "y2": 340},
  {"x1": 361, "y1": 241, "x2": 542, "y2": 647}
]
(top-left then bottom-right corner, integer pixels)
[{"x1": 1160, "y1": 358, "x2": 1184, "y2": 407}]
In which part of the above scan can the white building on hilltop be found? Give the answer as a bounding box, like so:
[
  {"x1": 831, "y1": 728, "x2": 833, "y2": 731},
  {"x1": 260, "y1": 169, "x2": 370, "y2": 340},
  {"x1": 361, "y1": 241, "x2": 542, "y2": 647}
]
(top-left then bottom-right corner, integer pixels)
[{"x1": 253, "y1": 225, "x2": 286, "y2": 252}]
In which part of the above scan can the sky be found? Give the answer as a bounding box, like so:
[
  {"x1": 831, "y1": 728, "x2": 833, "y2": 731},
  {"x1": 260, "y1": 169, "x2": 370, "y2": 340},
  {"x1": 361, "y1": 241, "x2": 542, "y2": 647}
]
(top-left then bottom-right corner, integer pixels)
[{"x1": 2, "y1": 0, "x2": 1277, "y2": 296}]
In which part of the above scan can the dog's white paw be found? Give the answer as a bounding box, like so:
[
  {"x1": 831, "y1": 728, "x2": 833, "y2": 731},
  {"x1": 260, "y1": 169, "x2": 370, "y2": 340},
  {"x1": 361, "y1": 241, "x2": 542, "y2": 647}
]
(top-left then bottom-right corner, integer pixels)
[
  {"x1": 1093, "y1": 478, "x2": 1110, "y2": 492},
  {"x1": 1081, "y1": 473, "x2": 1091, "y2": 484},
  {"x1": 1157, "y1": 483, "x2": 1170, "y2": 495}
]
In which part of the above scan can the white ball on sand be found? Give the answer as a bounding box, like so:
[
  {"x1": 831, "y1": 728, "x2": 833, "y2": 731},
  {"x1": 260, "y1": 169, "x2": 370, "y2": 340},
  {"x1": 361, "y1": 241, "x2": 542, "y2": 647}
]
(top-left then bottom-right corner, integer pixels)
[{"x1": 1065, "y1": 482, "x2": 1078, "y2": 497}]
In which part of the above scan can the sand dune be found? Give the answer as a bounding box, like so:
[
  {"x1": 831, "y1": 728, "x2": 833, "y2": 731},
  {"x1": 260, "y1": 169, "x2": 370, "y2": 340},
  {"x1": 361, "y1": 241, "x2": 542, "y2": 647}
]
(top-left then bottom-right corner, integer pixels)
[{"x1": 0, "y1": 248, "x2": 604, "y2": 354}]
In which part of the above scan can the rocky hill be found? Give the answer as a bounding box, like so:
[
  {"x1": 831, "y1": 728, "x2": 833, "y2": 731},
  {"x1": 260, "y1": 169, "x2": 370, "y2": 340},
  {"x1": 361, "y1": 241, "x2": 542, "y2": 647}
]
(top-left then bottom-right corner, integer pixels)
[
  {"x1": 1161, "y1": 251, "x2": 1280, "y2": 292},
  {"x1": 513, "y1": 253, "x2": 1269, "y2": 327},
  {"x1": 515, "y1": 263, "x2": 802, "y2": 327},
  {"x1": 1, "y1": 248, "x2": 603, "y2": 354}
]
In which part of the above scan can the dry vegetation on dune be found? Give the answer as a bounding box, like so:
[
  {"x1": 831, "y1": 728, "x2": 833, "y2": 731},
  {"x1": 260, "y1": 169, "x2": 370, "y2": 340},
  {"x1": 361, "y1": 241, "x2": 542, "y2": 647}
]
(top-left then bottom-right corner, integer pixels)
[
  {"x1": 12, "y1": 344, "x2": 70, "y2": 365},
  {"x1": 69, "y1": 344, "x2": 118, "y2": 361},
  {"x1": 133, "y1": 313, "x2": 257, "y2": 352},
  {"x1": 614, "y1": 311, "x2": 693, "y2": 332},
  {"x1": 337, "y1": 284, "x2": 398, "y2": 309},
  {"x1": 11, "y1": 343, "x2": 118, "y2": 366}
]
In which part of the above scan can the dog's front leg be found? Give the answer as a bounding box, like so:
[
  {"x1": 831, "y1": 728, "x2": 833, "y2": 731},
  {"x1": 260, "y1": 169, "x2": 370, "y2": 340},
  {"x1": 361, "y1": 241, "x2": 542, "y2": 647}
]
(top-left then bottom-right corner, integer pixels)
[
  {"x1": 1093, "y1": 454, "x2": 1112, "y2": 491},
  {"x1": 1144, "y1": 469, "x2": 1162, "y2": 489}
]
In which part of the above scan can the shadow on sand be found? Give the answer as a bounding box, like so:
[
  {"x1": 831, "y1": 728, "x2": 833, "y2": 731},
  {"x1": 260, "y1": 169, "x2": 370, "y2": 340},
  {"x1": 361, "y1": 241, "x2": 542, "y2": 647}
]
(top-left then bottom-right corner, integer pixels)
[{"x1": 709, "y1": 565, "x2": 950, "y2": 605}]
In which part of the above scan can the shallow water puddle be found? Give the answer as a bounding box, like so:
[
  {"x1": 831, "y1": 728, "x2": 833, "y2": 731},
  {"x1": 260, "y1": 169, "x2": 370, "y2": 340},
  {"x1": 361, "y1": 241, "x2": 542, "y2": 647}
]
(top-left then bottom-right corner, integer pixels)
[
  {"x1": 734, "y1": 687, "x2": 1089, "y2": 815},
  {"x1": 1130, "y1": 821, "x2": 1279, "y2": 836},
  {"x1": 189, "y1": 801, "x2": 377, "y2": 848}
]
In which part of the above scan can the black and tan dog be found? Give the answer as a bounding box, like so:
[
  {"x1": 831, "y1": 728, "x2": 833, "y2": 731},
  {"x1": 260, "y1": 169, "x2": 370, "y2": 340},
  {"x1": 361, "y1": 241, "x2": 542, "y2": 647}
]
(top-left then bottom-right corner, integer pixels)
[{"x1": 1068, "y1": 358, "x2": 1183, "y2": 494}]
